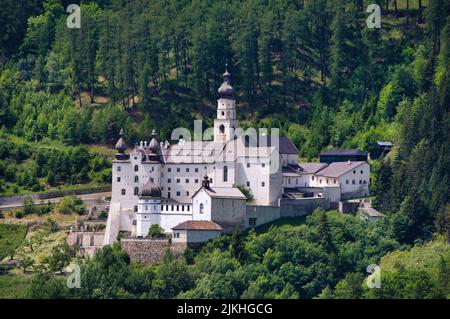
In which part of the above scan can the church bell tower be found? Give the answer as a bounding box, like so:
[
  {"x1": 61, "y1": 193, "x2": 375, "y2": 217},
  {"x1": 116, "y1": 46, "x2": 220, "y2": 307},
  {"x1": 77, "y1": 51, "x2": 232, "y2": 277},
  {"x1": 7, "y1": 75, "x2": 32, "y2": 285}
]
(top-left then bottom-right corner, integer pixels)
[{"x1": 214, "y1": 67, "x2": 238, "y2": 144}]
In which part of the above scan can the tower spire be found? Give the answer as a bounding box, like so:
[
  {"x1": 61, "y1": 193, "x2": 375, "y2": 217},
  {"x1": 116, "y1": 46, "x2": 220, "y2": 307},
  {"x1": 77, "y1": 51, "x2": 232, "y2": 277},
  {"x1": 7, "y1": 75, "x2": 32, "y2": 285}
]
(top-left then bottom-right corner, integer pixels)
[{"x1": 218, "y1": 65, "x2": 234, "y2": 99}]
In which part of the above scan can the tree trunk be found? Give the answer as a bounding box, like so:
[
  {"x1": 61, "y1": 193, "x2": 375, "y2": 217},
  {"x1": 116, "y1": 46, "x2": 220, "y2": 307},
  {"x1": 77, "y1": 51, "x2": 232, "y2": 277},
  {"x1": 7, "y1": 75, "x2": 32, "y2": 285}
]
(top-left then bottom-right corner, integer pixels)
[
  {"x1": 394, "y1": 0, "x2": 398, "y2": 16},
  {"x1": 406, "y1": 0, "x2": 410, "y2": 25},
  {"x1": 418, "y1": 0, "x2": 423, "y2": 24},
  {"x1": 90, "y1": 86, "x2": 95, "y2": 104}
]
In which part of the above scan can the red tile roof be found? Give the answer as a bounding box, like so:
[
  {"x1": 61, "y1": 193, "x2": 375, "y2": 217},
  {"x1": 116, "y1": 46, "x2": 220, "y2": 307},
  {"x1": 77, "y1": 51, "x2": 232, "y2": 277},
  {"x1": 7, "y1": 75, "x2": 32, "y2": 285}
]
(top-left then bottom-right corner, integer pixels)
[{"x1": 172, "y1": 220, "x2": 223, "y2": 231}]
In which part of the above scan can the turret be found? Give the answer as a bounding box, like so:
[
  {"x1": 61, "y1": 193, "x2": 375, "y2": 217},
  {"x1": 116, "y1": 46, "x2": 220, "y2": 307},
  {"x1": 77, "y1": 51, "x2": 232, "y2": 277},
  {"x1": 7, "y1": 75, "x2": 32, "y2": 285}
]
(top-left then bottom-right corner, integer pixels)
[{"x1": 115, "y1": 128, "x2": 130, "y2": 160}]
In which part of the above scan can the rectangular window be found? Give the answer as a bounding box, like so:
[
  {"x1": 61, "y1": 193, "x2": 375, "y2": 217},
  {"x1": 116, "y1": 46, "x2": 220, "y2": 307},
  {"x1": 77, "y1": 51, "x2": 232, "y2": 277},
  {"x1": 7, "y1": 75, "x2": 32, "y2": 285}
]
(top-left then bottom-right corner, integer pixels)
[
  {"x1": 117, "y1": 177, "x2": 121, "y2": 182},
  {"x1": 176, "y1": 205, "x2": 179, "y2": 211},
  {"x1": 182, "y1": 205, "x2": 184, "y2": 211},
  {"x1": 346, "y1": 180, "x2": 349, "y2": 184},
  {"x1": 176, "y1": 191, "x2": 180, "y2": 196},
  {"x1": 187, "y1": 206, "x2": 190, "y2": 212},
  {"x1": 261, "y1": 182, "x2": 265, "y2": 187},
  {"x1": 195, "y1": 179, "x2": 199, "y2": 183},
  {"x1": 177, "y1": 179, "x2": 180, "y2": 183},
  {"x1": 186, "y1": 191, "x2": 189, "y2": 196},
  {"x1": 121, "y1": 189, "x2": 126, "y2": 195},
  {"x1": 117, "y1": 166, "x2": 121, "y2": 172},
  {"x1": 186, "y1": 168, "x2": 189, "y2": 172},
  {"x1": 247, "y1": 181, "x2": 250, "y2": 187},
  {"x1": 247, "y1": 163, "x2": 250, "y2": 168},
  {"x1": 360, "y1": 170, "x2": 363, "y2": 174},
  {"x1": 262, "y1": 163, "x2": 265, "y2": 168},
  {"x1": 195, "y1": 168, "x2": 199, "y2": 172},
  {"x1": 168, "y1": 178, "x2": 171, "y2": 183},
  {"x1": 177, "y1": 168, "x2": 180, "y2": 172},
  {"x1": 352, "y1": 180, "x2": 356, "y2": 185},
  {"x1": 168, "y1": 168, "x2": 172, "y2": 172},
  {"x1": 186, "y1": 179, "x2": 189, "y2": 183}
]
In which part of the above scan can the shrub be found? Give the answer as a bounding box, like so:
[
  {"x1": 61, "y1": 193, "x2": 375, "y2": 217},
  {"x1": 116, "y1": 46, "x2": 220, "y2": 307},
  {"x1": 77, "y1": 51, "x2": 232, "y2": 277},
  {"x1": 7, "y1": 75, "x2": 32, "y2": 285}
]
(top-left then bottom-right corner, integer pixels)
[
  {"x1": 15, "y1": 210, "x2": 25, "y2": 219},
  {"x1": 148, "y1": 224, "x2": 164, "y2": 238}
]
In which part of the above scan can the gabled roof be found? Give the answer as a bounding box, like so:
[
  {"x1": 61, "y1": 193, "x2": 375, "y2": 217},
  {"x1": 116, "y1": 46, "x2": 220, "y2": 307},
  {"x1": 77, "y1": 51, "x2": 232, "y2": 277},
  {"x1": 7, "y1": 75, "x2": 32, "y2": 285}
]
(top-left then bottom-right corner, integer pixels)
[
  {"x1": 191, "y1": 186, "x2": 246, "y2": 200},
  {"x1": 315, "y1": 161, "x2": 367, "y2": 178},
  {"x1": 320, "y1": 149, "x2": 367, "y2": 156},
  {"x1": 298, "y1": 162, "x2": 328, "y2": 174},
  {"x1": 172, "y1": 220, "x2": 223, "y2": 231},
  {"x1": 279, "y1": 137, "x2": 299, "y2": 154},
  {"x1": 242, "y1": 135, "x2": 299, "y2": 155}
]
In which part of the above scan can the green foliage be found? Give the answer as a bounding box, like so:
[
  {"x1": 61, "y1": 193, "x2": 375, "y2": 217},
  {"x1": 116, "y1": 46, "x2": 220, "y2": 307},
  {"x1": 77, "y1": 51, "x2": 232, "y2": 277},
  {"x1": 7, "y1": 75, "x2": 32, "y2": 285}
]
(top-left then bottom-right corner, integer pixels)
[
  {"x1": 0, "y1": 224, "x2": 28, "y2": 260},
  {"x1": 55, "y1": 196, "x2": 86, "y2": 215},
  {"x1": 148, "y1": 224, "x2": 164, "y2": 238}
]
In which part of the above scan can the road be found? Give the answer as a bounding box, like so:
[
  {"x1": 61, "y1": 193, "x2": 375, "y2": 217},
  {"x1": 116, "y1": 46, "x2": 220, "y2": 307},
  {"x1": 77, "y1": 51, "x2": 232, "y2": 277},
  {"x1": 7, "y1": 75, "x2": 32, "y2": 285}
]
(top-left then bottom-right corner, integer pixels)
[{"x1": 0, "y1": 192, "x2": 111, "y2": 210}]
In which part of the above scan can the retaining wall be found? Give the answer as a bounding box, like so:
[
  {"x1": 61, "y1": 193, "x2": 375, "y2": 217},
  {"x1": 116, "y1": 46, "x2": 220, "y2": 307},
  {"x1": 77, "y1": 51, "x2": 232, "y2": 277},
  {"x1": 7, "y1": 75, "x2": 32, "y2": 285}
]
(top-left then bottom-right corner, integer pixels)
[{"x1": 121, "y1": 239, "x2": 186, "y2": 264}]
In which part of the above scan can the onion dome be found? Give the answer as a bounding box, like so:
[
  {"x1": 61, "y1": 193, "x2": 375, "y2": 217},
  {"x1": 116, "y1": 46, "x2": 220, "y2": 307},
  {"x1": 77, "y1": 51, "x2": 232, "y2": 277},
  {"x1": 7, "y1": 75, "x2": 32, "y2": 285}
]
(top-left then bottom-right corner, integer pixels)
[
  {"x1": 139, "y1": 179, "x2": 162, "y2": 198},
  {"x1": 218, "y1": 65, "x2": 234, "y2": 99},
  {"x1": 148, "y1": 129, "x2": 160, "y2": 154},
  {"x1": 115, "y1": 128, "x2": 130, "y2": 160},
  {"x1": 115, "y1": 128, "x2": 127, "y2": 153}
]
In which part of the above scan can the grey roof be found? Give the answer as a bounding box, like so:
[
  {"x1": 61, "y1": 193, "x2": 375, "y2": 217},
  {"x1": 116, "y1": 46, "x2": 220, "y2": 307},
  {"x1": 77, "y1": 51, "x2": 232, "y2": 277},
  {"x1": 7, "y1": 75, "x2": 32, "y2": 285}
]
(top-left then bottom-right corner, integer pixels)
[
  {"x1": 244, "y1": 136, "x2": 299, "y2": 154},
  {"x1": 282, "y1": 166, "x2": 301, "y2": 177},
  {"x1": 192, "y1": 187, "x2": 246, "y2": 199},
  {"x1": 298, "y1": 162, "x2": 328, "y2": 174},
  {"x1": 320, "y1": 149, "x2": 367, "y2": 156},
  {"x1": 315, "y1": 161, "x2": 367, "y2": 178}
]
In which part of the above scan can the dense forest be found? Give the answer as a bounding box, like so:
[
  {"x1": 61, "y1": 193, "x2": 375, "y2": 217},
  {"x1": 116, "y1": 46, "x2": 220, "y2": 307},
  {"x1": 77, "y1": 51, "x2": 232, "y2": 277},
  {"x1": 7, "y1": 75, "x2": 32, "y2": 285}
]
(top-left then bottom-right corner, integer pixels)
[
  {"x1": 27, "y1": 210, "x2": 450, "y2": 299},
  {"x1": 0, "y1": 0, "x2": 449, "y2": 298}
]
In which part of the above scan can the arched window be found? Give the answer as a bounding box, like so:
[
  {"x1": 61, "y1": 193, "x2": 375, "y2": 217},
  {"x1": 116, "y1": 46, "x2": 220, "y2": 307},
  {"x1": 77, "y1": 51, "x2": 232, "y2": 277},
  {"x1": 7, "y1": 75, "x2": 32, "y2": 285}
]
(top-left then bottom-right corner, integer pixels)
[
  {"x1": 219, "y1": 125, "x2": 225, "y2": 133},
  {"x1": 200, "y1": 203, "x2": 205, "y2": 214},
  {"x1": 134, "y1": 187, "x2": 139, "y2": 196},
  {"x1": 134, "y1": 176, "x2": 139, "y2": 182},
  {"x1": 134, "y1": 165, "x2": 139, "y2": 172},
  {"x1": 223, "y1": 166, "x2": 228, "y2": 182}
]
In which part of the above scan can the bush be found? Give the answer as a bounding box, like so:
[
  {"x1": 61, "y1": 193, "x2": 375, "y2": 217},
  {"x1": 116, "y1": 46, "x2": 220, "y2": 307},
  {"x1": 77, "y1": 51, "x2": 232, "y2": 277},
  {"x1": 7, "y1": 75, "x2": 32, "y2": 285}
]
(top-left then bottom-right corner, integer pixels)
[
  {"x1": 99, "y1": 211, "x2": 108, "y2": 220},
  {"x1": 15, "y1": 210, "x2": 25, "y2": 219},
  {"x1": 148, "y1": 224, "x2": 164, "y2": 238}
]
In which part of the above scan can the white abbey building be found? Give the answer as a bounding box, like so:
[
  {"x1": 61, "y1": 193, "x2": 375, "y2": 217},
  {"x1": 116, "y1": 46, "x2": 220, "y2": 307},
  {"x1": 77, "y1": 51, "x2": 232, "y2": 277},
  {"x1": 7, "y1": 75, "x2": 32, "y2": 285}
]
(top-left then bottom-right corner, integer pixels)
[{"x1": 103, "y1": 70, "x2": 370, "y2": 245}]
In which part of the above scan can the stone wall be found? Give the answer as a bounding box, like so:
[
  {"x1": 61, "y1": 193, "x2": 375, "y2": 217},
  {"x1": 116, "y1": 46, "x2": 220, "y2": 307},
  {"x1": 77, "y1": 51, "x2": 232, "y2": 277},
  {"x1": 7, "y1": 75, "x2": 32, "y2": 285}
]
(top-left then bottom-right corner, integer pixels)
[
  {"x1": 245, "y1": 205, "x2": 280, "y2": 227},
  {"x1": 338, "y1": 201, "x2": 360, "y2": 214},
  {"x1": 279, "y1": 197, "x2": 329, "y2": 218},
  {"x1": 121, "y1": 239, "x2": 187, "y2": 264}
]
